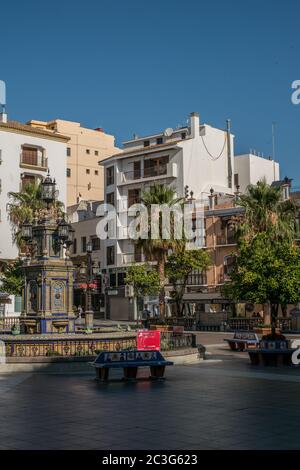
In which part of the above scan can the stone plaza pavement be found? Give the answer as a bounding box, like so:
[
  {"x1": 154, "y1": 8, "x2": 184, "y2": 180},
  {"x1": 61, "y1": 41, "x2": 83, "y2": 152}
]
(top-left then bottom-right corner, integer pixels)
[{"x1": 0, "y1": 332, "x2": 300, "y2": 450}]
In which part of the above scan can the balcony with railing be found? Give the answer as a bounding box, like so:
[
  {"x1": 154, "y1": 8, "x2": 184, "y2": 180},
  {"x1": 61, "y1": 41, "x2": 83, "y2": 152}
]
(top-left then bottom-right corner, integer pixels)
[
  {"x1": 216, "y1": 233, "x2": 236, "y2": 246},
  {"x1": 186, "y1": 271, "x2": 207, "y2": 286},
  {"x1": 20, "y1": 147, "x2": 48, "y2": 170},
  {"x1": 122, "y1": 252, "x2": 143, "y2": 264},
  {"x1": 118, "y1": 162, "x2": 177, "y2": 185}
]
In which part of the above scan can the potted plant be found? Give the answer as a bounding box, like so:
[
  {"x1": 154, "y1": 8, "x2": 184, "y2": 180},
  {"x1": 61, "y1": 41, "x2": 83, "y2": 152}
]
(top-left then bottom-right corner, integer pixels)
[
  {"x1": 11, "y1": 323, "x2": 21, "y2": 336},
  {"x1": 253, "y1": 323, "x2": 281, "y2": 336}
]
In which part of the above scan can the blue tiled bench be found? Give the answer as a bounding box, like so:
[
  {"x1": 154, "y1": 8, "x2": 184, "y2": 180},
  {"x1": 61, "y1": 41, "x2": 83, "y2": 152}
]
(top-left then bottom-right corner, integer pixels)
[
  {"x1": 224, "y1": 332, "x2": 259, "y2": 351},
  {"x1": 93, "y1": 350, "x2": 173, "y2": 381}
]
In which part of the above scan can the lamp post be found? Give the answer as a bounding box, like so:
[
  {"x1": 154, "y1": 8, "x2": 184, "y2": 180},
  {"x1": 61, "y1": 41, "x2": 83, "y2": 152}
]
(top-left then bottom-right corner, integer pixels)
[
  {"x1": 84, "y1": 240, "x2": 94, "y2": 329},
  {"x1": 19, "y1": 171, "x2": 76, "y2": 334}
]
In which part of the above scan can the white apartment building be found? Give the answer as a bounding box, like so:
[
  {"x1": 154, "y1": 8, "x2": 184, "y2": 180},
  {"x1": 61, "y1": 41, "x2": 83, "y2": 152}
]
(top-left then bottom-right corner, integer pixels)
[
  {"x1": 99, "y1": 111, "x2": 281, "y2": 320},
  {"x1": 0, "y1": 116, "x2": 69, "y2": 260},
  {"x1": 0, "y1": 114, "x2": 69, "y2": 315},
  {"x1": 234, "y1": 153, "x2": 280, "y2": 194},
  {"x1": 101, "y1": 112, "x2": 235, "y2": 271}
]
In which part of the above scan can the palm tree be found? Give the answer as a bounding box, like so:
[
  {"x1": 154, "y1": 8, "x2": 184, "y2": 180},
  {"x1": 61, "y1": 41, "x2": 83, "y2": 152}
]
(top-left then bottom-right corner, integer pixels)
[
  {"x1": 235, "y1": 179, "x2": 297, "y2": 243},
  {"x1": 137, "y1": 185, "x2": 184, "y2": 317},
  {"x1": 7, "y1": 182, "x2": 43, "y2": 247},
  {"x1": 7, "y1": 181, "x2": 65, "y2": 248}
]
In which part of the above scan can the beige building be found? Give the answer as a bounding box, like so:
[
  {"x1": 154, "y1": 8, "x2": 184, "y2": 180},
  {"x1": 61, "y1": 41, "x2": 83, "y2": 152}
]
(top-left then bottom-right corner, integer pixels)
[{"x1": 28, "y1": 119, "x2": 119, "y2": 206}]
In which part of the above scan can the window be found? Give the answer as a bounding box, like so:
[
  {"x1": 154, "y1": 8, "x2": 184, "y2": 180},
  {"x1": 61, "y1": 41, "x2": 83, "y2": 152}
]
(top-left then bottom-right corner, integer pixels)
[
  {"x1": 21, "y1": 174, "x2": 37, "y2": 189},
  {"x1": 107, "y1": 246, "x2": 115, "y2": 265},
  {"x1": 106, "y1": 166, "x2": 114, "y2": 186},
  {"x1": 95, "y1": 150, "x2": 99, "y2": 156},
  {"x1": 106, "y1": 192, "x2": 115, "y2": 206},
  {"x1": 117, "y1": 272, "x2": 126, "y2": 286},
  {"x1": 91, "y1": 237, "x2": 100, "y2": 251},
  {"x1": 21, "y1": 145, "x2": 46, "y2": 167},
  {"x1": 67, "y1": 147, "x2": 71, "y2": 157},
  {"x1": 156, "y1": 137, "x2": 163, "y2": 145},
  {"x1": 73, "y1": 238, "x2": 77, "y2": 254},
  {"x1": 144, "y1": 155, "x2": 169, "y2": 178},
  {"x1": 128, "y1": 188, "x2": 141, "y2": 206},
  {"x1": 95, "y1": 170, "x2": 98, "y2": 175},
  {"x1": 224, "y1": 255, "x2": 236, "y2": 277},
  {"x1": 234, "y1": 173, "x2": 239, "y2": 188},
  {"x1": 67, "y1": 168, "x2": 71, "y2": 177},
  {"x1": 110, "y1": 273, "x2": 116, "y2": 287},
  {"x1": 144, "y1": 140, "x2": 150, "y2": 147},
  {"x1": 181, "y1": 132, "x2": 186, "y2": 140},
  {"x1": 86, "y1": 149, "x2": 90, "y2": 154},
  {"x1": 81, "y1": 236, "x2": 87, "y2": 253},
  {"x1": 134, "y1": 245, "x2": 142, "y2": 262},
  {"x1": 133, "y1": 161, "x2": 141, "y2": 179},
  {"x1": 86, "y1": 169, "x2": 90, "y2": 174}
]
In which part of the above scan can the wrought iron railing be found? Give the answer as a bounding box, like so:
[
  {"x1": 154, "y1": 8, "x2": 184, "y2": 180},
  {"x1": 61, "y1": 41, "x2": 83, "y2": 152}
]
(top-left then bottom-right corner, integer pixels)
[
  {"x1": 4, "y1": 336, "x2": 137, "y2": 358},
  {"x1": 160, "y1": 332, "x2": 196, "y2": 351},
  {"x1": 227, "y1": 317, "x2": 293, "y2": 332}
]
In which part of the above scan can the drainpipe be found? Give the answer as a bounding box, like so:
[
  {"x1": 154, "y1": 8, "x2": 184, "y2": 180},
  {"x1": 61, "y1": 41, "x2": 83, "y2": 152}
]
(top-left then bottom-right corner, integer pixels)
[{"x1": 226, "y1": 120, "x2": 233, "y2": 189}]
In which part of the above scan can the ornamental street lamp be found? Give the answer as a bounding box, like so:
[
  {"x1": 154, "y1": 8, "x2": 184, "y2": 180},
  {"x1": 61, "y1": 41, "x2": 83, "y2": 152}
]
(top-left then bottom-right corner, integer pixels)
[
  {"x1": 84, "y1": 240, "x2": 94, "y2": 329},
  {"x1": 21, "y1": 219, "x2": 33, "y2": 242},
  {"x1": 18, "y1": 171, "x2": 76, "y2": 335},
  {"x1": 41, "y1": 171, "x2": 56, "y2": 207}
]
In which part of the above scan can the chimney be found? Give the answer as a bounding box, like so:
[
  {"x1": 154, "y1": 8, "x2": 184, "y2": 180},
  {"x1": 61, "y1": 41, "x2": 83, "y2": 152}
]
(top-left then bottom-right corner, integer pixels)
[
  {"x1": 190, "y1": 112, "x2": 200, "y2": 139},
  {"x1": 0, "y1": 112, "x2": 7, "y2": 123}
]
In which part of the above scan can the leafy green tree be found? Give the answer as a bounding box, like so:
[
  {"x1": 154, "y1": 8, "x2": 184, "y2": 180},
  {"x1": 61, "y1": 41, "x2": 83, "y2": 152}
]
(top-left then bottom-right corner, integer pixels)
[
  {"x1": 0, "y1": 259, "x2": 24, "y2": 296},
  {"x1": 166, "y1": 249, "x2": 211, "y2": 316},
  {"x1": 125, "y1": 264, "x2": 160, "y2": 298},
  {"x1": 136, "y1": 184, "x2": 184, "y2": 316},
  {"x1": 222, "y1": 234, "x2": 300, "y2": 337},
  {"x1": 125, "y1": 264, "x2": 160, "y2": 321}
]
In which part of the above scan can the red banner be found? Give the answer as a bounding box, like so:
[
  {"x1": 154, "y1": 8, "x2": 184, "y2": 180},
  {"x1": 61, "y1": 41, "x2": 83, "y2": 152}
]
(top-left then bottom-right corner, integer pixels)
[{"x1": 137, "y1": 330, "x2": 161, "y2": 351}]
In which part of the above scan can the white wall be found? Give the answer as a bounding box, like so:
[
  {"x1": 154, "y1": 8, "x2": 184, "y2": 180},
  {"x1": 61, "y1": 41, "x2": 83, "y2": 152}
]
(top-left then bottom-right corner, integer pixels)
[
  {"x1": 234, "y1": 154, "x2": 280, "y2": 194},
  {"x1": 0, "y1": 129, "x2": 67, "y2": 260},
  {"x1": 181, "y1": 123, "x2": 235, "y2": 202}
]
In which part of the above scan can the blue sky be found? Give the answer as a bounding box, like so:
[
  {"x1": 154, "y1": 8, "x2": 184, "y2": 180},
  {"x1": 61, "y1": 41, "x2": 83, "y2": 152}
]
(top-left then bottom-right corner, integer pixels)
[{"x1": 1, "y1": 0, "x2": 300, "y2": 186}]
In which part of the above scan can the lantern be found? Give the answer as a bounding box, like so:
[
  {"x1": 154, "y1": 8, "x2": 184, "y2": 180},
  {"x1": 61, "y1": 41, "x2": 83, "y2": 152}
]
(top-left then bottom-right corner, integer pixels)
[{"x1": 41, "y1": 171, "x2": 56, "y2": 204}]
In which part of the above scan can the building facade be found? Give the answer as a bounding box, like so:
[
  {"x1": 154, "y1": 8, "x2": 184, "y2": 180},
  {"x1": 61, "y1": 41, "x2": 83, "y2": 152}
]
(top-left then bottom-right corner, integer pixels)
[
  {"x1": 68, "y1": 201, "x2": 103, "y2": 317},
  {"x1": 99, "y1": 111, "x2": 282, "y2": 321},
  {"x1": 101, "y1": 112, "x2": 234, "y2": 273},
  {"x1": 0, "y1": 116, "x2": 69, "y2": 261},
  {"x1": 234, "y1": 153, "x2": 280, "y2": 193},
  {"x1": 28, "y1": 119, "x2": 119, "y2": 206},
  {"x1": 0, "y1": 114, "x2": 69, "y2": 316}
]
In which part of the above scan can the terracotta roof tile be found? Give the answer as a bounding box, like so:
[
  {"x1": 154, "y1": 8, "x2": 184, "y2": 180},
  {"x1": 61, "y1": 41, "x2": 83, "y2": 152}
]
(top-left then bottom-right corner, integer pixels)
[{"x1": 0, "y1": 120, "x2": 70, "y2": 141}]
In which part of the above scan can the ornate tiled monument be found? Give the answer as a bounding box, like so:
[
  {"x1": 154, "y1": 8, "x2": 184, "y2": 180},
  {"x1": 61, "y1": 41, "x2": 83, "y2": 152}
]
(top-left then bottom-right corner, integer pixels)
[{"x1": 20, "y1": 172, "x2": 76, "y2": 334}]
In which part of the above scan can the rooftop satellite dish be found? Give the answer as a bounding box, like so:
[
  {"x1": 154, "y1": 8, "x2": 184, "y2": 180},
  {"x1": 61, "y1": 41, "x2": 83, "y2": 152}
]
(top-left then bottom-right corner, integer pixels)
[{"x1": 164, "y1": 127, "x2": 173, "y2": 137}]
